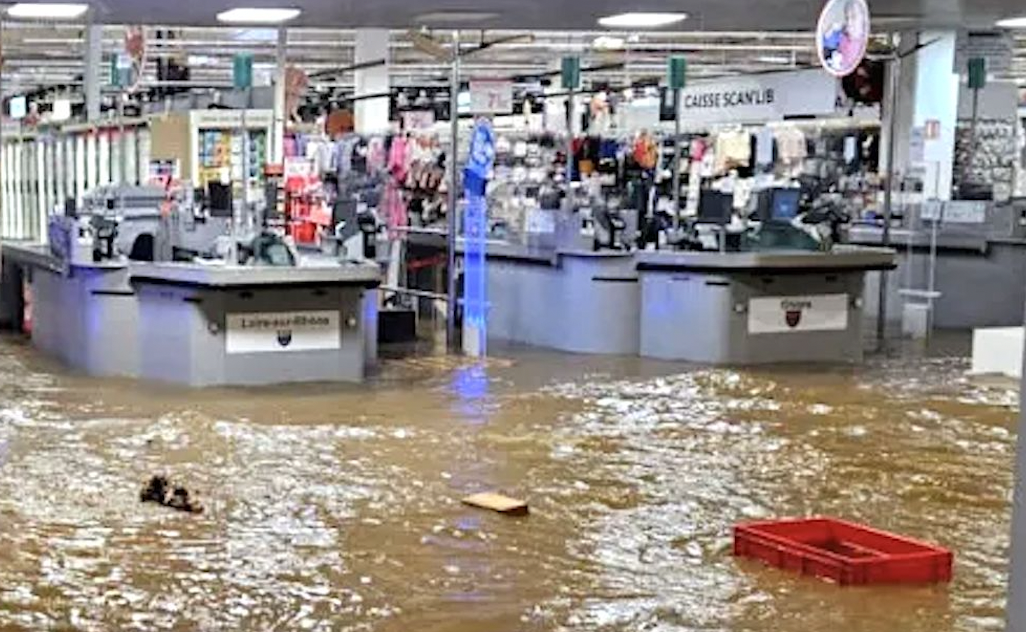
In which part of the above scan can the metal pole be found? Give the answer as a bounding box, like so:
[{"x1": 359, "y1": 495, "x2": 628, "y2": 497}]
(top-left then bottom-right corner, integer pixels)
[
  {"x1": 566, "y1": 86, "x2": 574, "y2": 205},
  {"x1": 672, "y1": 87, "x2": 682, "y2": 227},
  {"x1": 445, "y1": 30, "x2": 461, "y2": 351},
  {"x1": 967, "y1": 86, "x2": 980, "y2": 184},
  {"x1": 84, "y1": 23, "x2": 102, "y2": 123},
  {"x1": 271, "y1": 27, "x2": 287, "y2": 166},
  {"x1": 877, "y1": 51, "x2": 901, "y2": 350},
  {"x1": 118, "y1": 92, "x2": 126, "y2": 184}
]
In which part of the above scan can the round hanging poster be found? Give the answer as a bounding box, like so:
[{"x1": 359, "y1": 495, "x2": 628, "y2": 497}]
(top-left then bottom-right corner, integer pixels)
[{"x1": 816, "y1": 0, "x2": 871, "y2": 78}]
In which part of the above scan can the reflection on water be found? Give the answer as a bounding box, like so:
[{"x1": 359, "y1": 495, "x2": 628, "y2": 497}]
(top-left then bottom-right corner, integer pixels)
[{"x1": 0, "y1": 337, "x2": 1016, "y2": 631}]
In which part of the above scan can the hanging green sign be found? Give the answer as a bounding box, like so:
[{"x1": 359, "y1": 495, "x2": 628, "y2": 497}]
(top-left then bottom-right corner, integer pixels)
[
  {"x1": 233, "y1": 53, "x2": 254, "y2": 90},
  {"x1": 667, "y1": 56, "x2": 687, "y2": 90},
  {"x1": 967, "y1": 57, "x2": 986, "y2": 90},
  {"x1": 561, "y1": 56, "x2": 581, "y2": 91},
  {"x1": 110, "y1": 52, "x2": 133, "y2": 89}
]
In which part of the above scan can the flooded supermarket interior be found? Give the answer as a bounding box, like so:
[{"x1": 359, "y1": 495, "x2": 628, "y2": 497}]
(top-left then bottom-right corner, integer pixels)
[
  {"x1": 0, "y1": 332, "x2": 1018, "y2": 631},
  {"x1": 5, "y1": 0, "x2": 1026, "y2": 630}
]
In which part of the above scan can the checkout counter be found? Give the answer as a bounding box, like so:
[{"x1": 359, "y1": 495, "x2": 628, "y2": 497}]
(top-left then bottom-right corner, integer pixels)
[
  {"x1": 848, "y1": 198, "x2": 1026, "y2": 330},
  {"x1": 635, "y1": 248, "x2": 893, "y2": 364},
  {"x1": 400, "y1": 184, "x2": 895, "y2": 365},
  {"x1": 0, "y1": 184, "x2": 381, "y2": 387}
]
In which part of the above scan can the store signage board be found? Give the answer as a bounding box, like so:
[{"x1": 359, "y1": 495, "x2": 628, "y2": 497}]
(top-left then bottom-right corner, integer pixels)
[
  {"x1": 469, "y1": 80, "x2": 513, "y2": 115},
  {"x1": 283, "y1": 157, "x2": 314, "y2": 179},
  {"x1": 955, "y1": 30, "x2": 1012, "y2": 75},
  {"x1": 920, "y1": 201, "x2": 987, "y2": 224},
  {"x1": 909, "y1": 126, "x2": 926, "y2": 165},
  {"x1": 816, "y1": 0, "x2": 870, "y2": 77},
  {"x1": 401, "y1": 110, "x2": 435, "y2": 131},
  {"x1": 191, "y1": 110, "x2": 273, "y2": 128},
  {"x1": 748, "y1": 294, "x2": 849, "y2": 334},
  {"x1": 678, "y1": 69, "x2": 836, "y2": 124},
  {"x1": 226, "y1": 311, "x2": 340, "y2": 354}
]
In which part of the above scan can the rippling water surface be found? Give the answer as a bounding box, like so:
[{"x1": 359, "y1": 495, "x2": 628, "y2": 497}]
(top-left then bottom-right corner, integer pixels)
[{"x1": 0, "y1": 338, "x2": 1016, "y2": 631}]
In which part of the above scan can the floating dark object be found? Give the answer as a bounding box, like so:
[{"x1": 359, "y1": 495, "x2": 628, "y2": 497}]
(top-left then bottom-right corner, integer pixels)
[
  {"x1": 140, "y1": 475, "x2": 204, "y2": 514},
  {"x1": 734, "y1": 517, "x2": 952, "y2": 585}
]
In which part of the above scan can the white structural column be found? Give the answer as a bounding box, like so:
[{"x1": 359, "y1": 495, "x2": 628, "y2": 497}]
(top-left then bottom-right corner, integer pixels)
[
  {"x1": 353, "y1": 29, "x2": 390, "y2": 134},
  {"x1": 84, "y1": 23, "x2": 104, "y2": 122},
  {"x1": 884, "y1": 31, "x2": 959, "y2": 201},
  {"x1": 270, "y1": 28, "x2": 287, "y2": 165}
]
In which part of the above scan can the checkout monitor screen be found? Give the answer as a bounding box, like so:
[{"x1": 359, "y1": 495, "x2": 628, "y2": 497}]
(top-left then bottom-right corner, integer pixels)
[
  {"x1": 208, "y1": 183, "x2": 233, "y2": 218},
  {"x1": 771, "y1": 188, "x2": 801, "y2": 221},
  {"x1": 698, "y1": 190, "x2": 734, "y2": 225}
]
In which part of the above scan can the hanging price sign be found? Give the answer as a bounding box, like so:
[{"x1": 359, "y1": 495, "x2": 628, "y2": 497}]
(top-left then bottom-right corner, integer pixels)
[{"x1": 469, "y1": 79, "x2": 513, "y2": 115}]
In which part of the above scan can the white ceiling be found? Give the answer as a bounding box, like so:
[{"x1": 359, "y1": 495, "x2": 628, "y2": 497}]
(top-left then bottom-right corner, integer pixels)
[
  {"x1": 2, "y1": 1, "x2": 1026, "y2": 100},
  {"x1": 17, "y1": 0, "x2": 1026, "y2": 30},
  {"x1": 0, "y1": 25, "x2": 830, "y2": 98}
]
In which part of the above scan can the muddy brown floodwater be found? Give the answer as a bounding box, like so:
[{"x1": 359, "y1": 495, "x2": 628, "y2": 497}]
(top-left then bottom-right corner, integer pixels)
[{"x1": 0, "y1": 336, "x2": 1017, "y2": 632}]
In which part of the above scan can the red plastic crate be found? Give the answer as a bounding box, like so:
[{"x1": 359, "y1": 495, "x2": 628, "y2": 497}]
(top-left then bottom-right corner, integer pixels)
[{"x1": 734, "y1": 517, "x2": 953, "y2": 586}]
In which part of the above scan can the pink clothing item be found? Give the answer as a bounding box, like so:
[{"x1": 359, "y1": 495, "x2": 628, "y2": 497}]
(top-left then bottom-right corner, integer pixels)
[
  {"x1": 382, "y1": 181, "x2": 407, "y2": 240},
  {"x1": 388, "y1": 136, "x2": 409, "y2": 182},
  {"x1": 367, "y1": 137, "x2": 387, "y2": 172}
]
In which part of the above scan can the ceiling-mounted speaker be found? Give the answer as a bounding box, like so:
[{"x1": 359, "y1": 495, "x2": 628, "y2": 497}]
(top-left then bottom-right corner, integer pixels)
[{"x1": 842, "y1": 59, "x2": 884, "y2": 104}]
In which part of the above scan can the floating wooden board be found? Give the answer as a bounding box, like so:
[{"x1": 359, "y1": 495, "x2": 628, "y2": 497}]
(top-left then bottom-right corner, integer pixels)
[{"x1": 462, "y1": 492, "x2": 529, "y2": 516}]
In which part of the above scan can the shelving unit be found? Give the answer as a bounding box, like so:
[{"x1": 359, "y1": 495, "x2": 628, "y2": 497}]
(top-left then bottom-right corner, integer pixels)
[
  {"x1": 0, "y1": 118, "x2": 151, "y2": 241},
  {"x1": 149, "y1": 110, "x2": 271, "y2": 203}
]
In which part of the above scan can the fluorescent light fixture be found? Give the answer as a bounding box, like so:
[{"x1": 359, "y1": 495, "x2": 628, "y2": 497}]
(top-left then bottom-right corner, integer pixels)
[
  {"x1": 758, "y1": 55, "x2": 791, "y2": 64},
  {"x1": 415, "y1": 11, "x2": 498, "y2": 24},
  {"x1": 188, "y1": 55, "x2": 218, "y2": 66},
  {"x1": 216, "y1": 7, "x2": 300, "y2": 24},
  {"x1": 231, "y1": 28, "x2": 279, "y2": 41},
  {"x1": 7, "y1": 3, "x2": 89, "y2": 19},
  {"x1": 996, "y1": 16, "x2": 1026, "y2": 28},
  {"x1": 593, "y1": 35, "x2": 626, "y2": 50},
  {"x1": 598, "y1": 12, "x2": 687, "y2": 28}
]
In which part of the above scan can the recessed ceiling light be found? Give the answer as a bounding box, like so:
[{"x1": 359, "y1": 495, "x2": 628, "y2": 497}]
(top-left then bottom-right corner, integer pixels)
[
  {"x1": 872, "y1": 15, "x2": 918, "y2": 25},
  {"x1": 598, "y1": 12, "x2": 687, "y2": 28},
  {"x1": 216, "y1": 7, "x2": 301, "y2": 24},
  {"x1": 6, "y1": 3, "x2": 89, "y2": 19},
  {"x1": 414, "y1": 11, "x2": 499, "y2": 24},
  {"x1": 593, "y1": 35, "x2": 626, "y2": 50},
  {"x1": 996, "y1": 16, "x2": 1026, "y2": 28},
  {"x1": 758, "y1": 55, "x2": 791, "y2": 64}
]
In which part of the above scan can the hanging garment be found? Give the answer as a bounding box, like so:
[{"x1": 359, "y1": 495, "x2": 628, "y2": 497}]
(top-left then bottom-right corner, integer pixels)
[
  {"x1": 690, "y1": 137, "x2": 707, "y2": 161},
  {"x1": 633, "y1": 134, "x2": 659, "y2": 170},
  {"x1": 714, "y1": 130, "x2": 751, "y2": 173},
  {"x1": 755, "y1": 127, "x2": 775, "y2": 167},
  {"x1": 284, "y1": 135, "x2": 298, "y2": 159},
  {"x1": 388, "y1": 135, "x2": 410, "y2": 182},
  {"x1": 775, "y1": 127, "x2": 808, "y2": 165},
  {"x1": 382, "y1": 180, "x2": 407, "y2": 240},
  {"x1": 367, "y1": 137, "x2": 388, "y2": 172},
  {"x1": 334, "y1": 134, "x2": 361, "y2": 180}
]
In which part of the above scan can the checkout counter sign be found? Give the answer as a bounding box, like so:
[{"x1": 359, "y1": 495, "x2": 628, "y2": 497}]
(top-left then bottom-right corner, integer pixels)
[
  {"x1": 748, "y1": 294, "x2": 849, "y2": 334},
  {"x1": 225, "y1": 311, "x2": 341, "y2": 354}
]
